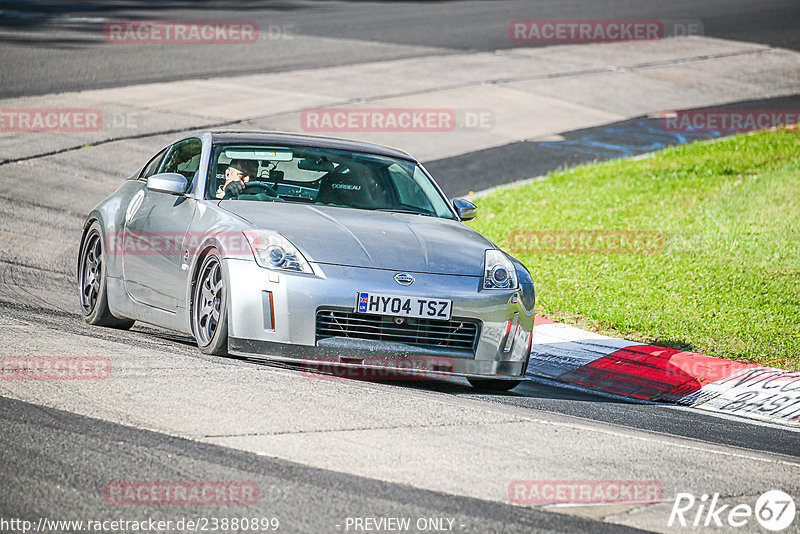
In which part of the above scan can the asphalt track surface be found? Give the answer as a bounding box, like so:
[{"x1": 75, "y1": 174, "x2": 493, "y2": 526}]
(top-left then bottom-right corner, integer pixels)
[
  {"x1": 0, "y1": 396, "x2": 638, "y2": 534},
  {"x1": 0, "y1": 0, "x2": 799, "y2": 98},
  {"x1": 1, "y1": 2, "x2": 800, "y2": 533},
  {"x1": 0, "y1": 297, "x2": 797, "y2": 531}
]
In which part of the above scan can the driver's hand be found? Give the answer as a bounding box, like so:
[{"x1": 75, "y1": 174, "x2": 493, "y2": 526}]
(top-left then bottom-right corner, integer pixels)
[{"x1": 224, "y1": 180, "x2": 246, "y2": 198}]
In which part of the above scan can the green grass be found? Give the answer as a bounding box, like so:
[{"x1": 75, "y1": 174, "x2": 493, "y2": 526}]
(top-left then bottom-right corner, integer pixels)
[{"x1": 468, "y1": 128, "x2": 800, "y2": 370}]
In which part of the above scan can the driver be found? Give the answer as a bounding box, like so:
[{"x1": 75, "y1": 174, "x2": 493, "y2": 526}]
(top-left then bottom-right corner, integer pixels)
[{"x1": 215, "y1": 159, "x2": 258, "y2": 199}]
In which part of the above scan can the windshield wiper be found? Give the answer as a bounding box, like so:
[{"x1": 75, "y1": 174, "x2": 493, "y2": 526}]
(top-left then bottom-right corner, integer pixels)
[{"x1": 374, "y1": 208, "x2": 432, "y2": 216}]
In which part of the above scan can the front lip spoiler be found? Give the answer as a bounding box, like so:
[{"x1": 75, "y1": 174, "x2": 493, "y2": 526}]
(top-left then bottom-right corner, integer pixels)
[{"x1": 228, "y1": 337, "x2": 529, "y2": 380}]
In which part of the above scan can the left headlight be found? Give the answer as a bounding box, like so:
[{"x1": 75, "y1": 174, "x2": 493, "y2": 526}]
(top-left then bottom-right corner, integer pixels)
[
  {"x1": 483, "y1": 249, "x2": 518, "y2": 290},
  {"x1": 243, "y1": 230, "x2": 313, "y2": 274}
]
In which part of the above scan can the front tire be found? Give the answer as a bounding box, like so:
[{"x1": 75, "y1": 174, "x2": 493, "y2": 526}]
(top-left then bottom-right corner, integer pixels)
[
  {"x1": 192, "y1": 250, "x2": 229, "y2": 355},
  {"x1": 467, "y1": 378, "x2": 522, "y2": 392},
  {"x1": 77, "y1": 221, "x2": 135, "y2": 329}
]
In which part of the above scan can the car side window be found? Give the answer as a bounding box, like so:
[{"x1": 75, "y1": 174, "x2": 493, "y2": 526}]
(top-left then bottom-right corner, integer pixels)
[
  {"x1": 161, "y1": 138, "x2": 203, "y2": 183},
  {"x1": 138, "y1": 147, "x2": 169, "y2": 181}
]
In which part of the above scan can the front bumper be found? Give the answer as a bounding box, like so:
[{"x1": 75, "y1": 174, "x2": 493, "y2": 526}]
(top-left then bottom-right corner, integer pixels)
[{"x1": 224, "y1": 259, "x2": 535, "y2": 379}]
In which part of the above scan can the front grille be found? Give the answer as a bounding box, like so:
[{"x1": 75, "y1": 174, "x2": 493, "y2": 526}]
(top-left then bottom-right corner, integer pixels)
[{"x1": 316, "y1": 309, "x2": 480, "y2": 353}]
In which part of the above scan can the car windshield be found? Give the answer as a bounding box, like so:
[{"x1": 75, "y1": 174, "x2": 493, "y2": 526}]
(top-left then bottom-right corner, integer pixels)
[{"x1": 208, "y1": 144, "x2": 456, "y2": 219}]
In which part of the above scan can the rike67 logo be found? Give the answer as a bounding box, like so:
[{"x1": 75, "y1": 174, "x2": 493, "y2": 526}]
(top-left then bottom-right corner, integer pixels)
[{"x1": 669, "y1": 490, "x2": 795, "y2": 531}]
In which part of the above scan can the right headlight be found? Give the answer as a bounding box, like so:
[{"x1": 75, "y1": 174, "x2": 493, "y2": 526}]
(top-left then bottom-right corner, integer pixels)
[
  {"x1": 243, "y1": 230, "x2": 313, "y2": 274},
  {"x1": 483, "y1": 249, "x2": 518, "y2": 290}
]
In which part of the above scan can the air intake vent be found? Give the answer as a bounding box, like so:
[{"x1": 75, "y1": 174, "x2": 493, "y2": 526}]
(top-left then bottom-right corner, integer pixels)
[{"x1": 316, "y1": 308, "x2": 480, "y2": 353}]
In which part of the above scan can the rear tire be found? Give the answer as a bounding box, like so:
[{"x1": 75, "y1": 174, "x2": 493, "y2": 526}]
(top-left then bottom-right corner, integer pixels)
[
  {"x1": 467, "y1": 378, "x2": 521, "y2": 392},
  {"x1": 77, "y1": 221, "x2": 135, "y2": 329},
  {"x1": 191, "y1": 250, "x2": 229, "y2": 355}
]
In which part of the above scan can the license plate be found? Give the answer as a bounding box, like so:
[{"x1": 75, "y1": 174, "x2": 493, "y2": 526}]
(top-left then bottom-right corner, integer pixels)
[{"x1": 355, "y1": 292, "x2": 452, "y2": 320}]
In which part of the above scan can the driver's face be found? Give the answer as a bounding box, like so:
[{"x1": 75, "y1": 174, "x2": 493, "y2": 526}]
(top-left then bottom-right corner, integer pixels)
[{"x1": 226, "y1": 167, "x2": 250, "y2": 183}]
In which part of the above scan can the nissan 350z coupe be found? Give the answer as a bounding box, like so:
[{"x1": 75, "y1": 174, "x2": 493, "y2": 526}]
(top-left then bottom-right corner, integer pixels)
[{"x1": 77, "y1": 131, "x2": 536, "y2": 390}]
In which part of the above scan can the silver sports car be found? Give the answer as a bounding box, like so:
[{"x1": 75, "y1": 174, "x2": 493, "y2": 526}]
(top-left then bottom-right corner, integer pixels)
[{"x1": 78, "y1": 131, "x2": 535, "y2": 390}]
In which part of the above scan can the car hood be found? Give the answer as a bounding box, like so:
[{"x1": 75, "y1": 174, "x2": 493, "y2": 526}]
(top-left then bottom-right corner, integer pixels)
[{"x1": 219, "y1": 201, "x2": 493, "y2": 275}]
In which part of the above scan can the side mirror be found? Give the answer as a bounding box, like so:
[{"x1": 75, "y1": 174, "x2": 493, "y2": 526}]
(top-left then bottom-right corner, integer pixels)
[
  {"x1": 452, "y1": 198, "x2": 478, "y2": 221},
  {"x1": 147, "y1": 172, "x2": 188, "y2": 195}
]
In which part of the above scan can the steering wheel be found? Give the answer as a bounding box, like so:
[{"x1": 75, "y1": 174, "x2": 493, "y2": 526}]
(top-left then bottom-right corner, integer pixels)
[{"x1": 236, "y1": 182, "x2": 278, "y2": 197}]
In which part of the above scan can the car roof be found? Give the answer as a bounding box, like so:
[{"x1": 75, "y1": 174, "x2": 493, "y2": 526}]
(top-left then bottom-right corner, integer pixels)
[{"x1": 205, "y1": 130, "x2": 417, "y2": 162}]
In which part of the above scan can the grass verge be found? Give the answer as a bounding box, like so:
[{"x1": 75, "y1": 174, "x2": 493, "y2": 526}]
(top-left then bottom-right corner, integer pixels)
[{"x1": 467, "y1": 128, "x2": 800, "y2": 371}]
